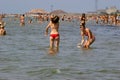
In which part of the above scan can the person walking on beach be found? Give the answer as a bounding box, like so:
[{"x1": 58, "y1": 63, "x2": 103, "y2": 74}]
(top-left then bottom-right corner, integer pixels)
[
  {"x1": 78, "y1": 22, "x2": 95, "y2": 49},
  {"x1": 45, "y1": 15, "x2": 60, "y2": 52}
]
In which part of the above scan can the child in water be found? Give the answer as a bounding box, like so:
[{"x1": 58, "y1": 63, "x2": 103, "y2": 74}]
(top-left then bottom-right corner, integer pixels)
[{"x1": 45, "y1": 15, "x2": 60, "y2": 53}]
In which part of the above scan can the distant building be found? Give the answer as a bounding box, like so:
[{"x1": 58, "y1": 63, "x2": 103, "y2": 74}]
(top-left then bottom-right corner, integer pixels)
[
  {"x1": 92, "y1": 6, "x2": 120, "y2": 15},
  {"x1": 106, "y1": 6, "x2": 118, "y2": 14},
  {"x1": 26, "y1": 9, "x2": 48, "y2": 17}
]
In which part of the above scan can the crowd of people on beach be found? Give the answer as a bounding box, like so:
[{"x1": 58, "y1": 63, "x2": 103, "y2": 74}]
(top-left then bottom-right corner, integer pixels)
[
  {"x1": 1, "y1": 12, "x2": 120, "y2": 28},
  {"x1": 0, "y1": 13, "x2": 120, "y2": 53}
]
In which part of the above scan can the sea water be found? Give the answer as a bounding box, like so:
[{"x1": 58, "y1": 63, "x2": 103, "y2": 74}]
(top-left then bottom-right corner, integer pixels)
[{"x1": 0, "y1": 18, "x2": 120, "y2": 80}]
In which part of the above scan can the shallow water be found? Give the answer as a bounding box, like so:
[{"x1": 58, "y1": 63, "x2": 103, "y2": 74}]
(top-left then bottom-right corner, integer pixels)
[{"x1": 0, "y1": 18, "x2": 120, "y2": 80}]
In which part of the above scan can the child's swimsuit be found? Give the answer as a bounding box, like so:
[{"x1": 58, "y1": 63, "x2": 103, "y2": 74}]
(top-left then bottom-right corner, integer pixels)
[{"x1": 50, "y1": 34, "x2": 59, "y2": 39}]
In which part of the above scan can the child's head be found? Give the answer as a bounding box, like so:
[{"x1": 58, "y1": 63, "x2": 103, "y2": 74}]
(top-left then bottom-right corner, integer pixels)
[{"x1": 51, "y1": 15, "x2": 59, "y2": 23}]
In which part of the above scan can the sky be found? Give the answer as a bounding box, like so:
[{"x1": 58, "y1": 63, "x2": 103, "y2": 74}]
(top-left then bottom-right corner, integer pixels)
[{"x1": 0, "y1": 0, "x2": 120, "y2": 14}]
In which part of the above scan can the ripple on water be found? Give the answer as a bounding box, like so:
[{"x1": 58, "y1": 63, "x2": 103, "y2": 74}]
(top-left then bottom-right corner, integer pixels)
[{"x1": 0, "y1": 20, "x2": 120, "y2": 80}]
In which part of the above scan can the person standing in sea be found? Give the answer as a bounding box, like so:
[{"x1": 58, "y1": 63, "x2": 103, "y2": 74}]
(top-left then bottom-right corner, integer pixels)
[
  {"x1": 45, "y1": 15, "x2": 60, "y2": 53},
  {"x1": 79, "y1": 22, "x2": 95, "y2": 49},
  {"x1": 80, "y1": 13, "x2": 86, "y2": 24},
  {"x1": 0, "y1": 21, "x2": 6, "y2": 36},
  {"x1": 20, "y1": 14, "x2": 25, "y2": 26},
  {"x1": 78, "y1": 13, "x2": 95, "y2": 49}
]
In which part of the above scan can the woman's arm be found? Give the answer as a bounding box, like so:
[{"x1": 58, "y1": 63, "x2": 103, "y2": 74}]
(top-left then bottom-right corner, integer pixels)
[{"x1": 45, "y1": 22, "x2": 51, "y2": 36}]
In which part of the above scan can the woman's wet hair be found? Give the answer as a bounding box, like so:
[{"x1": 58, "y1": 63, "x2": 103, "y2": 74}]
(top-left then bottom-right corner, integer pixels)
[
  {"x1": 51, "y1": 16, "x2": 59, "y2": 23},
  {"x1": 82, "y1": 13, "x2": 85, "y2": 17}
]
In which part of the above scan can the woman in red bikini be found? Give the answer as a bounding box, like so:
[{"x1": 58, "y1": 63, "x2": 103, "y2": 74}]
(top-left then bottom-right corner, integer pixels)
[
  {"x1": 45, "y1": 15, "x2": 60, "y2": 51},
  {"x1": 79, "y1": 22, "x2": 95, "y2": 49}
]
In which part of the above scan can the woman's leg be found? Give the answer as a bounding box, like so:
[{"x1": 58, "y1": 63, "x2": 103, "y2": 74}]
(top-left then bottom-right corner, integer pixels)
[
  {"x1": 50, "y1": 37, "x2": 54, "y2": 49},
  {"x1": 83, "y1": 40, "x2": 88, "y2": 48},
  {"x1": 55, "y1": 36, "x2": 60, "y2": 52},
  {"x1": 86, "y1": 38, "x2": 95, "y2": 48}
]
